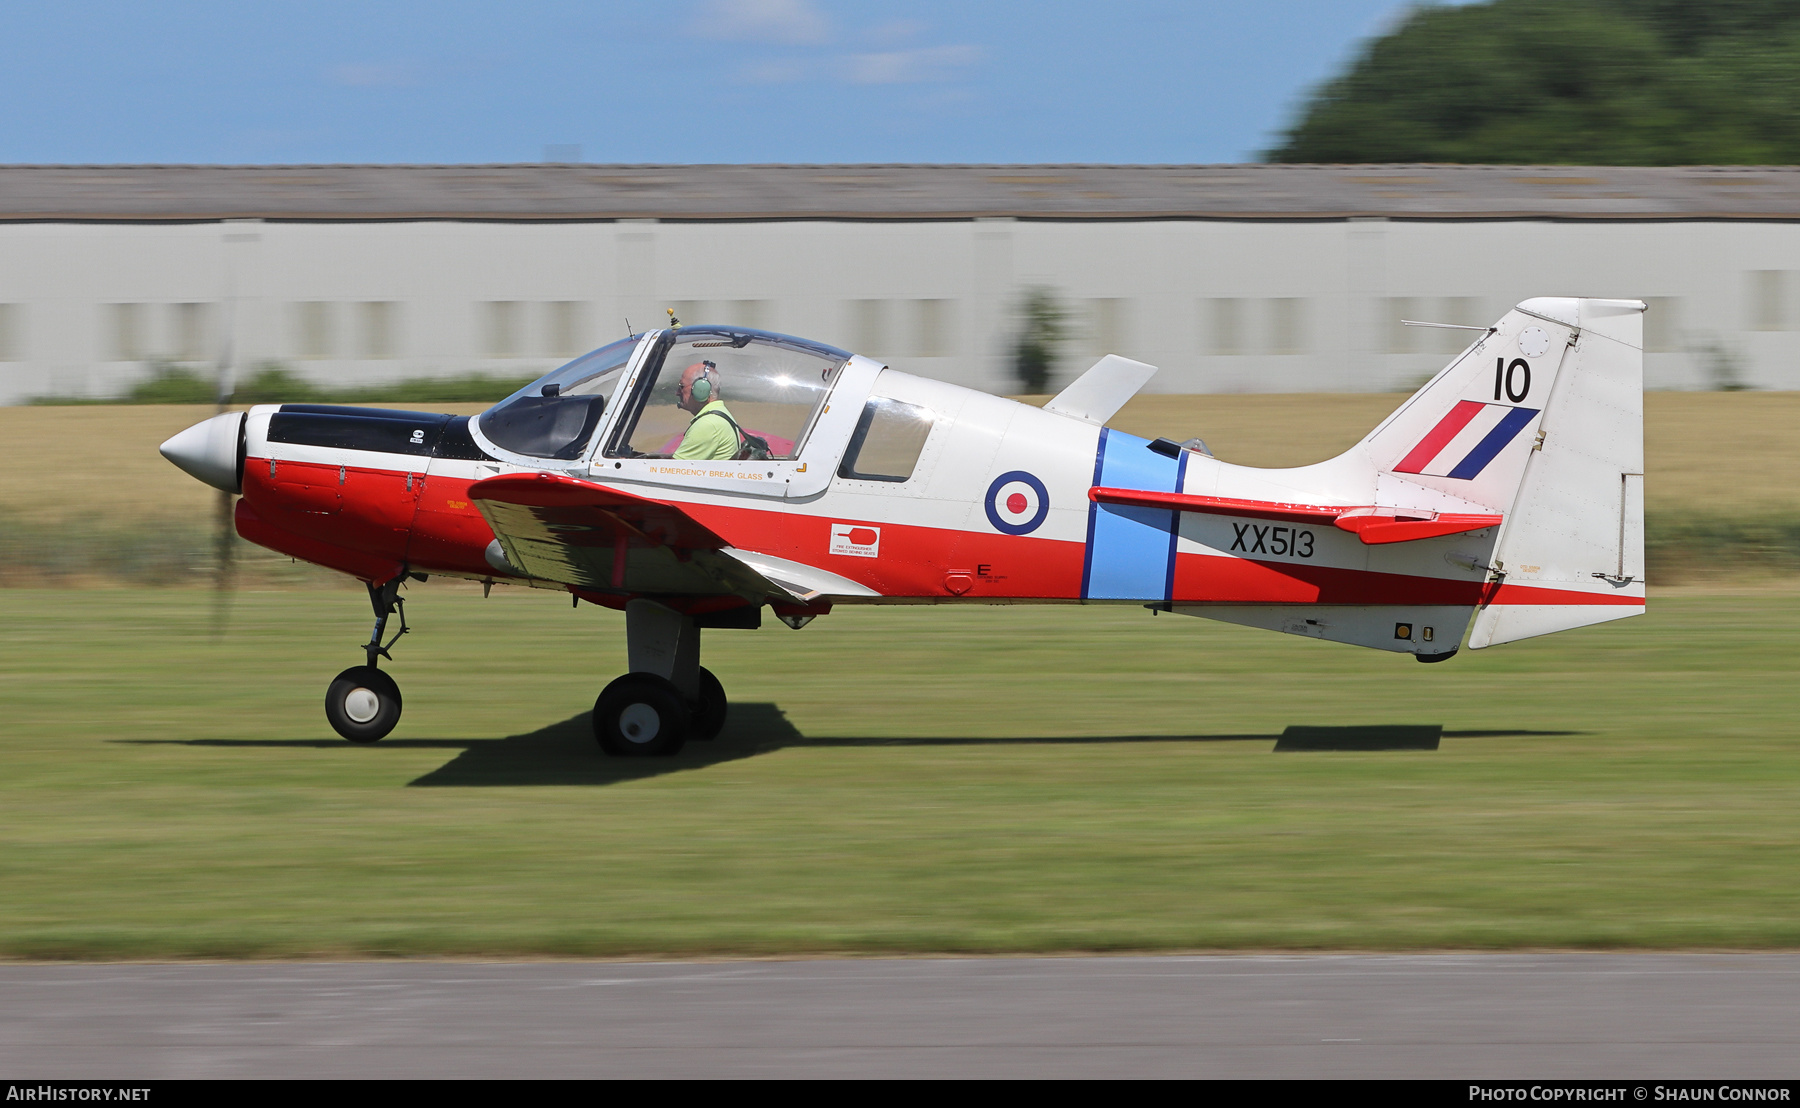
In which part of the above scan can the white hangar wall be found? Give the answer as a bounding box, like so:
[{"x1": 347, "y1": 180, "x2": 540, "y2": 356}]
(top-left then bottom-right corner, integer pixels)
[{"x1": 0, "y1": 216, "x2": 1795, "y2": 404}]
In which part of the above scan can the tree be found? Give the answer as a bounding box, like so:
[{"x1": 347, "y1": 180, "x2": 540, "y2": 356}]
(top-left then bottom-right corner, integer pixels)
[
  {"x1": 1012, "y1": 287, "x2": 1067, "y2": 395},
  {"x1": 1266, "y1": 0, "x2": 1800, "y2": 165}
]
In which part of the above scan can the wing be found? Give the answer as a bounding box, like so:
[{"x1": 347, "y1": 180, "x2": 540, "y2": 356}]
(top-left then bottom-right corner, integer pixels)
[
  {"x1": 469, "y1": 473, "x2": 877, "y2": 604},
  {"x1": 1089, "y1": 487, "x2": 1502, "y2": 545}
]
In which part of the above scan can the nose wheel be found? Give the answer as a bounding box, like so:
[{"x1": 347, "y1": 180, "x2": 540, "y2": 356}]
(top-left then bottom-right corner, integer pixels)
[
  {"x1": 324, "y1": 574, "x2": 411, "y2": 743},
  {"x1": 326, "y1": 666, "x2": 402, "y2": 743}
]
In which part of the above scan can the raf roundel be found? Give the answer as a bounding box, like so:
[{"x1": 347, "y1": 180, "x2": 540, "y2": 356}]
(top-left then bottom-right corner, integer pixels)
[{"x1": 984, "y1": 471, "x2": 1050, "y2": 535}]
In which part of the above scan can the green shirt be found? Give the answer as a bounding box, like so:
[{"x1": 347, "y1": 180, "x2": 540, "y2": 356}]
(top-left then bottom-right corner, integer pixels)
[{"x1": 674, "y1": 400, "x2": 741, "y2": 461}]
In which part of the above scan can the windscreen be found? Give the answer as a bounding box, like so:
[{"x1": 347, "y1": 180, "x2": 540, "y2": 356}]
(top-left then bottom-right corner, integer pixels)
[
  {"x1": 478, "y1": 337, "x2": 637, "y2": 459},
  {"x1": 607, "y1": 329, "x2": 847, "y2": 460}
]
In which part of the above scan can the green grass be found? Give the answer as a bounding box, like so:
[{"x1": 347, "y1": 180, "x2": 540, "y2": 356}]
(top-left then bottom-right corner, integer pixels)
[
  {"x1": 2, "y1": 586, "x2": 1797, "y2": 959},
  {"x1": 0, "y1": 513, "x2": 334, "y2": 587},
  {"x1": 1647, "y1": 513, "x2": 1800, "y2": 579}
]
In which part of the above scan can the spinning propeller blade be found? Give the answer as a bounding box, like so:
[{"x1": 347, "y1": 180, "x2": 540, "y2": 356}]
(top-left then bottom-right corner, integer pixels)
[{"x1": 210, "y1": 310, "x2": 237, "y2": 637}]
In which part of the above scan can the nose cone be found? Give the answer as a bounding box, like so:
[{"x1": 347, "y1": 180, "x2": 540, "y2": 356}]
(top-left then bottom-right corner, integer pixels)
[{"x1": 160, "y1": 411, "x2": 245, "y2": 493}]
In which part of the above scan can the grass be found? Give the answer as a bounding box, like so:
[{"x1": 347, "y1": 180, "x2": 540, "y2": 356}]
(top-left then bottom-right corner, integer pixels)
[{"x1": 1, "y1": 586, "x2": 1797, "y2": 958}]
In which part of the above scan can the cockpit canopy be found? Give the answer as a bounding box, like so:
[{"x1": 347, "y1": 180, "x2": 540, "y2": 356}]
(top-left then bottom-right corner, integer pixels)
[
  {"x1": 477, "y1": 327, "x2": 851, "y2": 462},
  {"x1": 604, "y1": 328, "x2": 848, "y2": 460}
]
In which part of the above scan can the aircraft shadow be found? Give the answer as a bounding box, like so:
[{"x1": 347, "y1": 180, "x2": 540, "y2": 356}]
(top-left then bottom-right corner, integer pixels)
[
  {"x1": 120, "y1": 711, "x2": 1583, "y2": 788},
  {"x1": 1277, "y1": 724, "x2": 1445, "y2": 751},
  {"x1": 404, "y1": 713, "x2": 1583, "y2": 785},
  {"x1": 408, "y1": 703, "x2": 798, "y2": 787}
]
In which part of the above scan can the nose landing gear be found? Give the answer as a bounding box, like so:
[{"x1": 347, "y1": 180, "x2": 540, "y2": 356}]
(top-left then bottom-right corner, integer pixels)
[{"x1": 325, "y1": 575, "x2": 411, "y2": 743}]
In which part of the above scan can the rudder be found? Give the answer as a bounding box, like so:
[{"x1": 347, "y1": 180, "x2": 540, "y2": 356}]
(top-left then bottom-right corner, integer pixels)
[{"x1": 1468, "y1": 298, "x2": 1645, "y2": 647}]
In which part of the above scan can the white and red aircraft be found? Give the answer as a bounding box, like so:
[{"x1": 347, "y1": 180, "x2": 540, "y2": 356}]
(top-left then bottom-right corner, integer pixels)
[{"x1": 160, "y1": 296, "x2": 1646, "y2": 755}]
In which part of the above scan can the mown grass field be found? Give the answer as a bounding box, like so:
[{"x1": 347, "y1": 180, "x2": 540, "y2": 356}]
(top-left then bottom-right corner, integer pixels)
[
  {"x1": 1, "y1": 394, "x2": 1797, "y2": 958},
  {"x1": 1, "y1": 586, "x2": 1797, "y2": 958}
]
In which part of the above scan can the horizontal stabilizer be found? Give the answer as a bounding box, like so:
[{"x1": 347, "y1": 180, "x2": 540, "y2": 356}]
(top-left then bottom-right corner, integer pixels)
[
  {"x1": 1087, "y1": 487, "x2": 1501, "y2": 545},
  {"x1": 1044, "y1": 355, "x2": 1158, "y2": 425}
]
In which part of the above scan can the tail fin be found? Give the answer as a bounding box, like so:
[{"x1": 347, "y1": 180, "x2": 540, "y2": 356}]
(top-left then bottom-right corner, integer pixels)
[
  {"x1": 1355, "y1": 297, "x2": 1645, "y2": 647},
  {"x1": 1467, "y1": 299, "x2": 1645, "y2": 646}
]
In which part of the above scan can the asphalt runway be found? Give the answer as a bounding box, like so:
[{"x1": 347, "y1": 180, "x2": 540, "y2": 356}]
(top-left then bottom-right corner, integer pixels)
[{"x1": 3, "y1": 955, "x2": 1798, "y2": 1079}]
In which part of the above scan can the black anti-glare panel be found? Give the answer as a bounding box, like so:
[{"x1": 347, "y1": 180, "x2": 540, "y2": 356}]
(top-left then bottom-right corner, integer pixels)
[
  {"x1": 269, "y1": 406, "x2": 448, "y2": 457},
  {"x1": 433, "y1": 416, "x2": 494, "y2": 461}
]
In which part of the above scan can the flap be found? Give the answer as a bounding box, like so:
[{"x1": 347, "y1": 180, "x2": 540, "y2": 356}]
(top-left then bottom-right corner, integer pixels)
[
  {"x1": 469, "y1": 472, "x2": 878, "y2": 603},
  {"x1": 471, "y1": 473, "x2": 729, "y2": 550},
  {"x1": 1043, "y1": 355, "x2": 1158, "y2": 425},
  {"x1": 470, "y1": 473, "x2": 749, "y2": 595},
  {"x1": 717, "y1": 548, "x2": 881, "y2": 601},
  {"x1": 1088, "y1": 487, "x2": 1502, "y2": 546}
]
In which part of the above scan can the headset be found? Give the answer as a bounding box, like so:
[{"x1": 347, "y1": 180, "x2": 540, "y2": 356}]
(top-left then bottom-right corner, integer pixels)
[{"x1": 690, "y1": 360, "x2": 718, "y2": 404}]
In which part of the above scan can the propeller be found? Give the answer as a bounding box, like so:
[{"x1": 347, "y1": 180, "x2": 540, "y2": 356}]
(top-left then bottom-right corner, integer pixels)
[{"x1": 210, "y1": 304, "x2": 237, "y2": 638}]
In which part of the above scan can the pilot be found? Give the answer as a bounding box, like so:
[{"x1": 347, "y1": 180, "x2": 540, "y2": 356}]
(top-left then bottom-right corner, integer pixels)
[{"x1": 673, "y1": 360, "x2": 743, "y2": 461}]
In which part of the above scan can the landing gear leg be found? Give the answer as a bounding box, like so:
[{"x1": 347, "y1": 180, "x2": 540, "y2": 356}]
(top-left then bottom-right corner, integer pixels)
[
  {"x1": 324, "y1": 574, "x2": 409, "y2": 743},
  {"x1": 593, "y1": 599, "x2": 727, "y2": 756},
  {"x1": 360, "y1": 576, "x2": 410, "y2": 670}
]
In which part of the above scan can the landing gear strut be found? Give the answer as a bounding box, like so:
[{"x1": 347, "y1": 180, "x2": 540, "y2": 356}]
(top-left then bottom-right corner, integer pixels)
[
  {"x1": 593, "y1": 599, "x2": 729, "y2": 757},
  {"x1": 325, "y1": 575, "x2": 410, "y2": 743}
]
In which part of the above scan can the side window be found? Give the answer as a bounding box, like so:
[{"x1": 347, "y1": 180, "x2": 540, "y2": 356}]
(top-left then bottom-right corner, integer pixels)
[{"x1": 839, "y1": 397, "x2": 933, "y2": 482}]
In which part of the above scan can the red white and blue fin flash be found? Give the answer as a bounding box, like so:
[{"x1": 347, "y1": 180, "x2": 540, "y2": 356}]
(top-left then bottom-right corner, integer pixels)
[{"x1": 1394, "y1": 401, "x2": 1540, "y2": 480}]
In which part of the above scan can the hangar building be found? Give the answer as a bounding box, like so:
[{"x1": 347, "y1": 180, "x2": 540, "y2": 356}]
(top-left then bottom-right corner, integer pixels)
[{"x1": 2, "y1": 163, "x2": 1798, "y2": 403}]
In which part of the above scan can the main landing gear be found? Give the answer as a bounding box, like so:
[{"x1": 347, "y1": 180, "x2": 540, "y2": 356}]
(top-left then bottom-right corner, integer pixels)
[
  {"x1": 325, "y1": 575, "x2": 410, "y2": 743},
  {"x1": 593, "y1": 599, "x2": 728, "y2": 757}
]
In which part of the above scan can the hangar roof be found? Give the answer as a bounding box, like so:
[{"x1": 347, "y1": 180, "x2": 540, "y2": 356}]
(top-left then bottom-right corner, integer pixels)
[{"x1": 3, "y1": 163, "x2": 1800, "y2": 222}]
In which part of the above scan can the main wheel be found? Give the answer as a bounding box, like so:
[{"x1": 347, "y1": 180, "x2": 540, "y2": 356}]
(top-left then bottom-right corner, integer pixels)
[
  {"x1": 594, "y1": 674, "x2": 690, "y2": 757},
  {"x1": 325, "y1": 666, "x2": 402, "y2": 743},
  {"x1": 689, "y1": 667, "x2": 727, "y2": 741}
]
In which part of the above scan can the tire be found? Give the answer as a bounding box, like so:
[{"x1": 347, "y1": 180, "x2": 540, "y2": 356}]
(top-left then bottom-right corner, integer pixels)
[
  {"x1": 689, "y1": 667, "x2": 727, "y2": 741},
  {"x1": 325, "y1": 666, "x2": 402, "y2": 743},
  {"x1": 594, "y1": 674, "x2": 690, "y2": 757}
]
